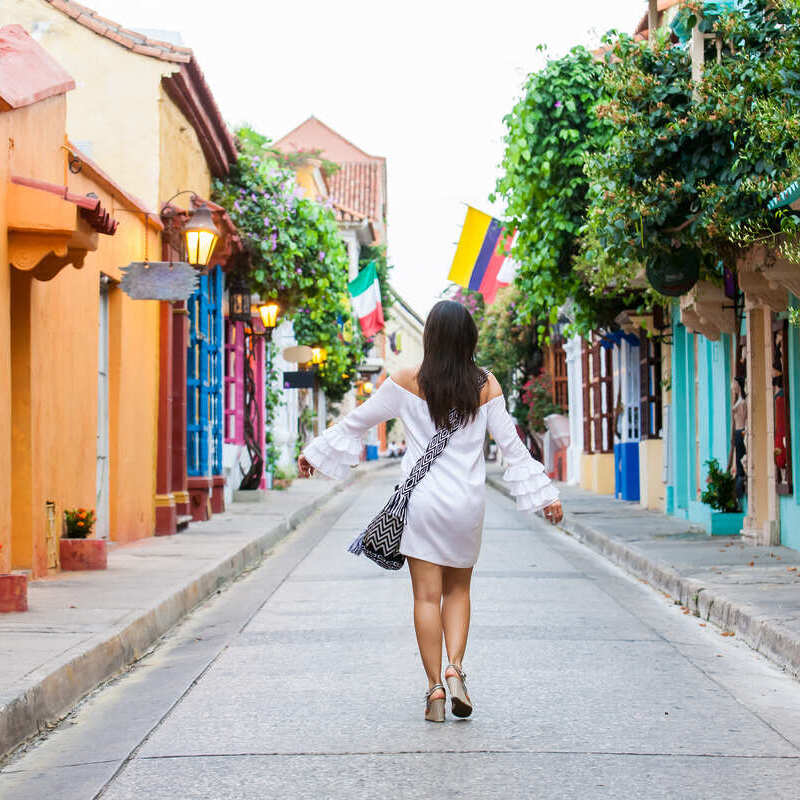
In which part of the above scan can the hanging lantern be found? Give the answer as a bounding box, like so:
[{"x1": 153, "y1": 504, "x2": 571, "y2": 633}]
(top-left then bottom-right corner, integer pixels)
[
  {"x1": 646, "y1": 248, "x2": 700, "y2": 297},
  {"x1": 258, "y1": 302, "x2": 280, "y2": 331},
  {"x1": 311, "y1": 346, "x2": 327, "y2": 365},
  {"x1": 183, "y1": 204, "x2": 219, "y2": 267},
  {"x1": 228, "y1": 277, "x2": 251, "y2": 323}
]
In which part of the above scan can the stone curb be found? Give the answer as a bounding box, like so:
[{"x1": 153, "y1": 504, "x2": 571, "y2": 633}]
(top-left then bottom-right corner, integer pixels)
[
  {"x1": 487, "y1": 475, "x2": 800, "y2": 680},
  {"x1": 0, "y1": 461, "x2": 393, "y2": 762}
]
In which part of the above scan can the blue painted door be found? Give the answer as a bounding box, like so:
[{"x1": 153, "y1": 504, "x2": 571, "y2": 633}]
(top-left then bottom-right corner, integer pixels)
[{"x1": 187, "y1": 266, "x2": 224, "y2": 477}]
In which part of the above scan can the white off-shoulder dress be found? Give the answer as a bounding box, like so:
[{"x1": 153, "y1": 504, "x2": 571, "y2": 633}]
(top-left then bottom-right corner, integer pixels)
[{"x1": 301, "y1": 376, "x2": 559, "y2": 568}]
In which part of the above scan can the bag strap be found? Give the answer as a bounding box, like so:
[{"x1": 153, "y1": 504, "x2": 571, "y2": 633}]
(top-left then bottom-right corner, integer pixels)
[{"x1": 385, "y1": 409, "x2": 461, "y2": 518}]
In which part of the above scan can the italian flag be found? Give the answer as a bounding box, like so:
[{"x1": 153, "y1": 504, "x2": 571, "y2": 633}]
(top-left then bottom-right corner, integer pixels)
[{"x1": 348, "y1": 261, "x2": 385, "y2": 338}]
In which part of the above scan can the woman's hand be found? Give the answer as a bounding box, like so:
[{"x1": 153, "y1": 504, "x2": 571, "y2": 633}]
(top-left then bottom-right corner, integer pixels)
[
  {"x1": 297, "y1": 455, "x2": 315, "y2": 478},
  {"x1": 542, "y1": 500, "x2": 563, "y2": 525}
]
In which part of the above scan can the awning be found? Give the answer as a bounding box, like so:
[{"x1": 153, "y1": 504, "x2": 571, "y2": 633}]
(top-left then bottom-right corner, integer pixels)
[{"x1": 10, "y1": 175, "x2": 118, "y2": 234}]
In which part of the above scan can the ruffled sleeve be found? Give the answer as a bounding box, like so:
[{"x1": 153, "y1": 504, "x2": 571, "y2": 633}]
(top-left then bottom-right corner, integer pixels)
[
  {"x1": 486, "y1": 394, "x2": 559, "y2": 512},
  {"x1": 302, "y1": 378, "x2": 403, "y2": 480}
]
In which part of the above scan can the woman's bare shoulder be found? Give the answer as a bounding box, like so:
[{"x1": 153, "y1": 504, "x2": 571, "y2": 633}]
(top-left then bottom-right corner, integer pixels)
[
  {"x1": 390, "y1": 366, "x2": 420, "y2": 393},
  {"x1": 482, "y1": 371, "x2": 503, "y2": 403}
]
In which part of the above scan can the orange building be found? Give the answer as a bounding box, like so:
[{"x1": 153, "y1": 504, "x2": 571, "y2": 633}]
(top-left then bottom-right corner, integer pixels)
[{"x1": 0, "y1": 25, "x2": 163, "y2": 603}]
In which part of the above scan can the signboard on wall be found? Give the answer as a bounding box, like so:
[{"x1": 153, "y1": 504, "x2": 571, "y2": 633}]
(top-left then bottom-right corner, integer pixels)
[{"x1": 283, "y1": 370, "x2": 315, "y2": 389}]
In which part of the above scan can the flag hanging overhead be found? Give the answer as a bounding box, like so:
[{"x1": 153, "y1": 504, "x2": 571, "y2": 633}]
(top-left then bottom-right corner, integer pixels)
[
  {"x1": 448, "y1": 206, "x2": 515, "y2": 304},
  {"x1": 349, "y1": 261, "x2": 385, "y2": 338}
]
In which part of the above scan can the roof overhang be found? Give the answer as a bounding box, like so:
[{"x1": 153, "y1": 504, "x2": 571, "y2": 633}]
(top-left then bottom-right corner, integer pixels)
[{"x1": 161, "y1": 62, "x2": 237, "y2": 178}]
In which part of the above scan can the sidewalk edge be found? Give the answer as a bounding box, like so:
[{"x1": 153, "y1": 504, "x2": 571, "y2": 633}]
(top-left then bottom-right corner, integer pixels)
[
  {"x1": 0, "y1": 462, "x2": 391, "y2": 762},
  {"x1": 486, "y1": 476, "x2": 800, "y2": 680}
]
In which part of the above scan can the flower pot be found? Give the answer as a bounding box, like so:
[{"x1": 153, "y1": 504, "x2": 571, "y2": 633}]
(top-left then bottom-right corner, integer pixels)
[
  {"x1": 708, "y1": 510, "x2": 745, "y2": 536},
  {"x1": 0, "y1": 573, "x2": 28, "y2": 612},
  {"x1": 60, "y1": 537, "x2": 107, "y2": 571}
]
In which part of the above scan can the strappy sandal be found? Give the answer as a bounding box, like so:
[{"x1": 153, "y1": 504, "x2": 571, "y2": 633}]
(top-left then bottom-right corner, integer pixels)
[
  {"x1": 445, "y1": 663, "x2": 473, "y2": 718},
  {"x1": 425, "y1": 683, "x2": 446, "y2": 722}
]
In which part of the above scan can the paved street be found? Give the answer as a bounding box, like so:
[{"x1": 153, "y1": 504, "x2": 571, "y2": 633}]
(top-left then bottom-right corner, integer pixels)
[{"x1": 3, "y1": 465, "x2": 800, "y2": 799}]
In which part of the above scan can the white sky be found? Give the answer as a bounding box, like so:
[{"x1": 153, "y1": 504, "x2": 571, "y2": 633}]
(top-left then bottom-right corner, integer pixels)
[{"x1": 81, "y1": 0, "x2": 643, "y2": 316}]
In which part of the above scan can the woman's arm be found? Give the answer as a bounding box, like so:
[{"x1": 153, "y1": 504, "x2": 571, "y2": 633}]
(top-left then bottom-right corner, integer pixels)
[
  {"x1": 298, "y1": 378, "x2": 402, "y2": 480},
  {"x1": 486, "y1": 389, "x2": 562, "y2": 522}
]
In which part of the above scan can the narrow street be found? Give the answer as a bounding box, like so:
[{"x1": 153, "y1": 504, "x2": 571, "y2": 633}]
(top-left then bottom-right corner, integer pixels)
[{"x1": 1, "y1": 466, "x2": 798, "y2": 799}]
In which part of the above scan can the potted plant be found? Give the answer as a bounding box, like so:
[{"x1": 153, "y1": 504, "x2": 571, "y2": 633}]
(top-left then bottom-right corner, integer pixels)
[
  {"x1": 60, "y1": 508, "x2": 107, "y2": 570},
  {"x1": 699, "y1": 459, "x2": 744, "y2": 536},
  {"x1": 272, "y1": 465, "x2": 296, "y2": 490}
]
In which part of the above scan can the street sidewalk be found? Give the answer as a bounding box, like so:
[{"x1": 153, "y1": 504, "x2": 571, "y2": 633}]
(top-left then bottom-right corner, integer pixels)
[
  {"x1": 0, "y1": 460, "x2": 391, "y2": 761},
  {"x1": 487, "y1": 466, "x2": 800, "y2": 680}
]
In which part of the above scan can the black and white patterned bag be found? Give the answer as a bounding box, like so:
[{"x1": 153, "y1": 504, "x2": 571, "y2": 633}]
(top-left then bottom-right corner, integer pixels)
[{"x1": 347, "y1": 408, "x2": 462, "y2": 570}]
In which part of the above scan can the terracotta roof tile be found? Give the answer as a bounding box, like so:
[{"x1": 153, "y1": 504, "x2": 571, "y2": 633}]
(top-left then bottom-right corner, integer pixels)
[
  {"x1": 42, "y1": 1, "x2": 236, "y2": 175},
  {"x1": 43, "y1": 0, "x2": 192, "y2": 63},
  {"x1": 327, "y1": 162, "x2": 381, "y2": 222}
]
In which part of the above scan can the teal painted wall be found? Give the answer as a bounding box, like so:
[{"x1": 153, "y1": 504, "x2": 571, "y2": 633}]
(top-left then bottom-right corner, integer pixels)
[
  {"x1": 780, "y1": 295, "x2": 800, "y2": 550},
  {"x1": 669, "y1": 309, "x2": 732, "y2": 530},
  {"x1": 671, "y1": 317, "x2": 695, "y2": 520}
]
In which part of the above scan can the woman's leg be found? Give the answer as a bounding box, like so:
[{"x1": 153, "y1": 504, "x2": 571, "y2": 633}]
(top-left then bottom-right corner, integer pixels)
[
  {"x1": 407, "y1": 557, "x2": 445, "y2": 697},
  {"x1": 442, "y1": 566, "x2": 473, "y2": 673}
]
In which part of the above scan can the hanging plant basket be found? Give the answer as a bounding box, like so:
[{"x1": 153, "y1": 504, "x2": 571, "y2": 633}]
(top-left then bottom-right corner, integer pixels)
[
  {"x1": 646, "y1": 249, "x2": 701, "y2": 297},
  {"x1": 120, "y1": 261, "x2": 199, "y2": 301}
]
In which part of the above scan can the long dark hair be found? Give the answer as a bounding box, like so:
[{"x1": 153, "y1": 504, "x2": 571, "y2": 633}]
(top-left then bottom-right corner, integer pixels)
[{"x1": 417, "y1": 300, "x2": 487, "y2": 430}]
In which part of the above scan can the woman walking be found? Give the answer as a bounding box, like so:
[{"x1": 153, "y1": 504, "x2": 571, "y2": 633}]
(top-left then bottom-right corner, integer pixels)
[{"x1": 297, "y1": 300, "x2": 563, "y2": 721}]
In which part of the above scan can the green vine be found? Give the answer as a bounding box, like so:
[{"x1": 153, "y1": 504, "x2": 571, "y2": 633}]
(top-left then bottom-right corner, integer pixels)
[
  {"x1": 213, "y1": 125, "x2": 366, "y2": 405},
  {"x1": 492, "y1": 45, "x2": 621, "y2": 334}
]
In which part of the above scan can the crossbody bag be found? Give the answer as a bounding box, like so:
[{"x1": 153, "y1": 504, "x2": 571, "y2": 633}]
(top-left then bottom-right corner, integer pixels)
[{"x1": 347, "y1": 408, "x2": 462, "y2": 570}]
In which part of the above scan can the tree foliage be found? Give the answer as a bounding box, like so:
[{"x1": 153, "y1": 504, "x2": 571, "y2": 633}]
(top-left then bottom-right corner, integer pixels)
[
  {"x1": 212, "y1": 126, "x2": 364, "y2": 402},
  {"x1": 579, "y1": 0, "x2": 800, "y2": 292},
  {"x1": 493, "y1": 46, "x2": 618, "y2": 333}
]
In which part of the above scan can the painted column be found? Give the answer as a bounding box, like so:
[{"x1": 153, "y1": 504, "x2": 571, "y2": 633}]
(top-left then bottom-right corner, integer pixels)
[
  {"x1": 154, "y1": 301, "x2": 176, "y2": 536},
  {"x1": 742, "y1": 302, "x2": 780, "y2": 544},
  {"x1": 564, "y1": 335, "x2": 584, "y2": 485},
  {"x1": 779, "y1": 296, "x2": 800, "y2": 549},
  {"x1": 272, "y1": 319, "x2": 299, "y2": 471}
]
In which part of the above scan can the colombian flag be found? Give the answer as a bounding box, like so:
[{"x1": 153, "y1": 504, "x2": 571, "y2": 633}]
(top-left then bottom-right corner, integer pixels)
[{"x1": 448, "y1": 206, "x2": 515, "y2": 305}]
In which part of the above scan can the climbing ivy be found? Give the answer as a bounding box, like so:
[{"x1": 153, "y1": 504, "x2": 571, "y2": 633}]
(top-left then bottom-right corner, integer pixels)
[
  {"x1": 492, "y1": 46, "x2": 618, "y2": 333},
  {"x1": 212, "y1": 125, "x2": 365, "y2": 403}
]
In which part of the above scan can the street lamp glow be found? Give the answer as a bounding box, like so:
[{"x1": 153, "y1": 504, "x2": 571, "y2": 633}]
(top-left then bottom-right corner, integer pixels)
[
  {"x1": 258, "y1": 302, "x2": 280, "y2": 330},
  {"x1": 311, "y1": 347, "x2": 327, "y2": 365},
  {"x1": 363, "y1": 381, "x2": 373, "y2": 394},
  {"x1": 182, "y1": 204, "x2": 219, "y2": 267}
]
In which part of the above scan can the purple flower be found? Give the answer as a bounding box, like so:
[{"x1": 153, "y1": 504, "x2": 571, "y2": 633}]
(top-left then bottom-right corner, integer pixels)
[
  {"x1": 295, "y1": 267, "x2": 302, "y2": 274},
  {"x1": 263, "y1": 216, "x2": 271, "y2": 228},
  {"x1": 554, "y1": 101, "x2": 562, "y2": 108},
  {"x1": 318, "y1": 251, "x2": 325, "y2": 262},
  {"x1": 270, "y1": 232, "x2": 277, "y2": 251},
  {"x1": 233, "y1": 201, "x2": 242, "y2": 213}
]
